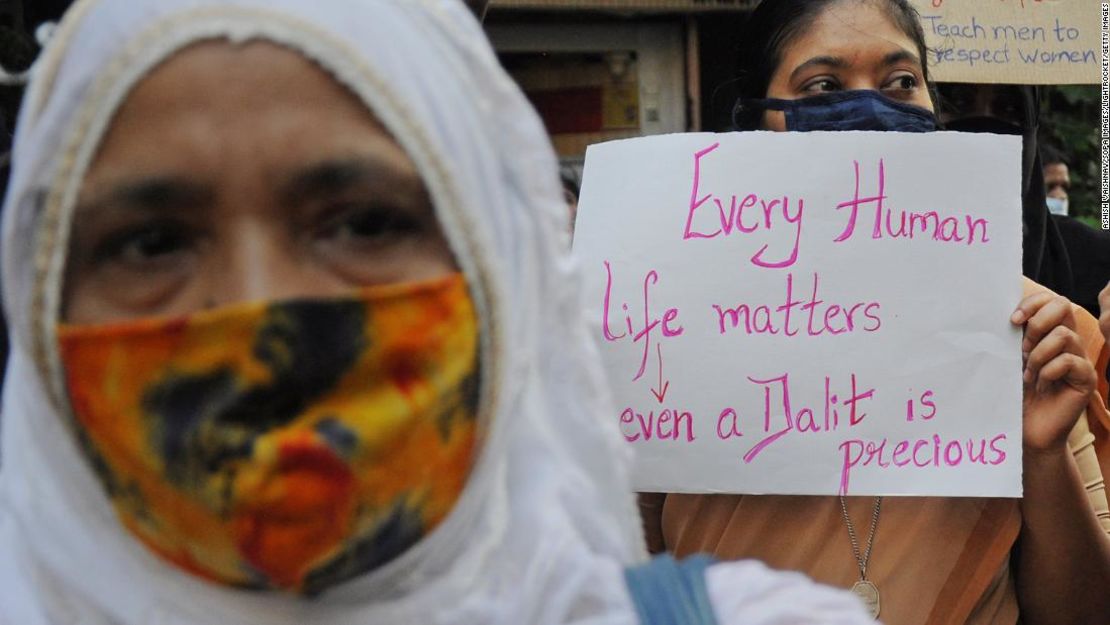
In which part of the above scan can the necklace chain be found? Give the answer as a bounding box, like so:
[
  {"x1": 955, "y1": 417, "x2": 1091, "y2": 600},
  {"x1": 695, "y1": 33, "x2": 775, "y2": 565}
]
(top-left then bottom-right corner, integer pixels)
[{"x1": 839, "y1": 496, "x2": 882, "y2": 581}]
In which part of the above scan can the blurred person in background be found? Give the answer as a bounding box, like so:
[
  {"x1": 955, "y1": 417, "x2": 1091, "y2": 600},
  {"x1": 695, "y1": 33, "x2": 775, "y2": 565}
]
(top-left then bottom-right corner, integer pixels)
[
  {"x1": 1041, "y1": 144, "x2": 1070, "y2": 216},
  {"x1": 560, "y1": 165, "x2": 580, "y2": 235},
  {"x1": 1036, "y1": 144, "x2": 1110, "y2": 321}
]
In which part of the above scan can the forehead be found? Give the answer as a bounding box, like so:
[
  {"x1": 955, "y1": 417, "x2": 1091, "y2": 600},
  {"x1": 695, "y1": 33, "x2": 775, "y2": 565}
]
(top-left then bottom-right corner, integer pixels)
[
  {"x1": 114, "y1": 40, "x2": 374, "y2": 129},
  {"x1": 84, "y1": 40, "x2": 415, "y2": 187},
  {"x1": 778, "y1": 0, "x2": 917, "y2": 65}
]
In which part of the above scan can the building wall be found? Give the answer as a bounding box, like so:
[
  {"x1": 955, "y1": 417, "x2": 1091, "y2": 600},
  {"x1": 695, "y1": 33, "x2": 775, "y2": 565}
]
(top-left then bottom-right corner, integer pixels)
[{"x1": 486, "y1": 5, "x2": 751, "y2": 166}]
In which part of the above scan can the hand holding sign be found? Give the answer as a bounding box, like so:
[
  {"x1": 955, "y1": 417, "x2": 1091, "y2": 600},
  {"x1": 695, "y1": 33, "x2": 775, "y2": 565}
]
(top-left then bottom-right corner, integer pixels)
[
  {"x1": 1014, "y1": 292, "x2": 1098, "y2": 454},
  {"x1": 574, "y1": 131, "x2": 1023, "y2": 497}
]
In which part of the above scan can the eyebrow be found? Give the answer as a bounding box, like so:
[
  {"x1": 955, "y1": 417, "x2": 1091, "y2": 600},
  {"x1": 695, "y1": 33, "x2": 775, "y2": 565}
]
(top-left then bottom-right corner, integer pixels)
[
  {"x1": 76, "y1": 177, "x2": 214, "y2": 216},
  {"x1": 74, "y1": 156, "x2": 420, "y2": 218},
  {"x1": 881, "y1": 50, "x2": 922, "y2": 70},
  {"x1": 280, "y1": 156, "x2": 414, "y2": 206},
  {"x1": 789, "y1": 55, "x2": 849, "y2": 83}
]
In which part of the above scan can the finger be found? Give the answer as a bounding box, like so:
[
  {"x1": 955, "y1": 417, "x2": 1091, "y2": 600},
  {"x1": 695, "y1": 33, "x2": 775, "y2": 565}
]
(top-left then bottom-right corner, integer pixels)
[
  {"x1": 1024, "y1": 325, "x2": 1082, "y2": 384},
  {"x1": 1021, "y1": 295, "x2": 1075, "y2": 354},
  {"x1": 1011, "y1": 291, "x2": 1055, "y2": 325},
  {"x1": 1034, "y1": 352, "x2": 1096, "y2": 393}
]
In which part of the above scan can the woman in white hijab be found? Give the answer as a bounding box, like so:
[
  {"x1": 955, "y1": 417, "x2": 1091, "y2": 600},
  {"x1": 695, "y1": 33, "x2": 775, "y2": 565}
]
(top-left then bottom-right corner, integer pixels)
[{"x1": 0, "y1": 1, "x2": 873, "y2": 623}]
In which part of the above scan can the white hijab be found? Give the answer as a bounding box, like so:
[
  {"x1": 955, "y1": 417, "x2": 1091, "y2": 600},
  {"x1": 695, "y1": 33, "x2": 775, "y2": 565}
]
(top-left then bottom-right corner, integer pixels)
[{"x1": 0, "y1": 2, "x2": 873, "y2": 624}]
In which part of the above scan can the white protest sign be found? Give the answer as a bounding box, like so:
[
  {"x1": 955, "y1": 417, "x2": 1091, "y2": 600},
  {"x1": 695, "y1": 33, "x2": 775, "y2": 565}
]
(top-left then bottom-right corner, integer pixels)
[
  {"x1": 909, "y1": 0, "x2": 1100, "y2": 84},
  {"x1": 573, "y1": 132, "x2": 1023, "y2": 497}
]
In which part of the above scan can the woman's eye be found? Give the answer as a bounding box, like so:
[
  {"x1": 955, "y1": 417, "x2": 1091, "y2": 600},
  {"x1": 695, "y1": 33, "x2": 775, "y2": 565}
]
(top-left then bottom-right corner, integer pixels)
[
  {"x1": 320, "y1": 205, "x2": 423, "y2": 245},
  {"x1": 801, "y1": 78, "x2": 840, "y2": 95},
  {"x1": 882, "y1": 73, "x2": 918, "y2": 92},
  {"x1": 95, "y1": 223, "x2": 193, "y2": 267}
]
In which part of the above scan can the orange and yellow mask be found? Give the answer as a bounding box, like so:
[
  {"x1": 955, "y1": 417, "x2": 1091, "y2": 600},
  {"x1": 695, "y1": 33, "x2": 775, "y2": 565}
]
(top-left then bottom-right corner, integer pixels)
[{"x1": 57, "y1": 273, "x2": 480, "y2": 595}]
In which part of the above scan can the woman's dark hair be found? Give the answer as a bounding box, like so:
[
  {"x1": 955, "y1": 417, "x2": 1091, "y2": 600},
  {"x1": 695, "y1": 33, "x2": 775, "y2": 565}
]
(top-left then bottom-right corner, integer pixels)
[
  {"x1": 1039, "y1": 142, "x2": 1068, "y2": 168},
  {"x1": 733, "y1": 0, "x2": 931, "y2": 129}
]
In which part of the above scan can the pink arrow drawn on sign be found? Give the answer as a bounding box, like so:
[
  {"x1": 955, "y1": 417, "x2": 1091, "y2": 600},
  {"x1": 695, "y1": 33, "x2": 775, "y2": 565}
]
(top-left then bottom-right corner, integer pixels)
[{"x1": 650, "y1": 343, "x2": 669, "y2": 404}]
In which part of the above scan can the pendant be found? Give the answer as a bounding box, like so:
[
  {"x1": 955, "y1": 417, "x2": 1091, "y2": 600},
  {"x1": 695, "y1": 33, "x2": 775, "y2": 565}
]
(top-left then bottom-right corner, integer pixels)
[{"x1": 850, "y1": 580, "x2": 881, "y2": 620}]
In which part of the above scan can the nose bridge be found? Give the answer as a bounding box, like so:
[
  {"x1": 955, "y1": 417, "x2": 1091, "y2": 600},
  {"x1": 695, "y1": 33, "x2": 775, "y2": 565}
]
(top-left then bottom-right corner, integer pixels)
[
  {"x1": 844, "y1": 71, "x2": 878, "y2": 92},
  {"x1": 207, "y1": 216, "x2": 303, "y2": 307}
]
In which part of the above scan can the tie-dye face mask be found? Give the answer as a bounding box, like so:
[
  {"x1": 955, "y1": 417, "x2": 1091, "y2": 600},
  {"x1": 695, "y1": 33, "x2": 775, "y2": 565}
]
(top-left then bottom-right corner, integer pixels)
[{"x1": 57, "y1": 273, "x2": 480, "y2": 595}]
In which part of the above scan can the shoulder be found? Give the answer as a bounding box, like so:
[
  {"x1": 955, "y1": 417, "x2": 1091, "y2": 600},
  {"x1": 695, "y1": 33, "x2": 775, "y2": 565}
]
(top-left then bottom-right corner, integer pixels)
[
  {"x1": 1050, "y1": 215, "x2": 1110, "y2": 248},
  {"x1": 704, "y1": 559, "x2": 873, "y2": 625}
]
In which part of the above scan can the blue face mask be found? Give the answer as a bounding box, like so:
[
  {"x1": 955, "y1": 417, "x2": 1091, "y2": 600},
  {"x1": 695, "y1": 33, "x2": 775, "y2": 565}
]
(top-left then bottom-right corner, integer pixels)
[{"x1": 737, "y1": 90, "x2": 937, "y2": 133}]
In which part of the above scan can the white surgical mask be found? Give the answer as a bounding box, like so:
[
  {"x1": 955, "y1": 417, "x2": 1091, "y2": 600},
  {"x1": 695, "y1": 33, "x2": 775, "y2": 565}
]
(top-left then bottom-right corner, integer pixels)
[{"x1": 1046, "y1": 197, "x2": 1068, "y2": 216}]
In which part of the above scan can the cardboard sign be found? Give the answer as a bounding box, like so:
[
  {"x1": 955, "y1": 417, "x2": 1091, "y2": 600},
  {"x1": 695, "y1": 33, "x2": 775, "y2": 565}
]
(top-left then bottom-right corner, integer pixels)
[
  {"x1": 573, "y1": 132, "x2": 1023, "y2": 496},
  {"x1": 909, "y1": 0, "x2": 1101, "y2": 84}
]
